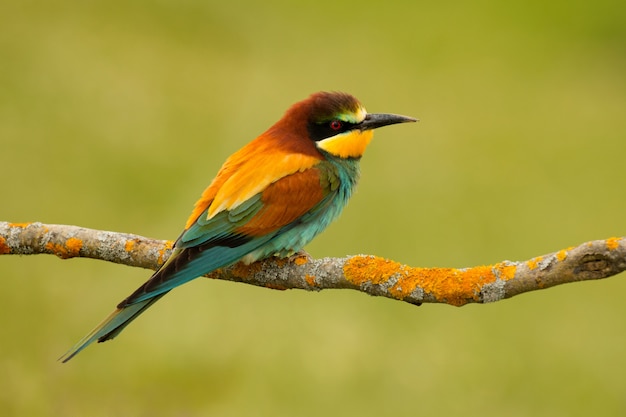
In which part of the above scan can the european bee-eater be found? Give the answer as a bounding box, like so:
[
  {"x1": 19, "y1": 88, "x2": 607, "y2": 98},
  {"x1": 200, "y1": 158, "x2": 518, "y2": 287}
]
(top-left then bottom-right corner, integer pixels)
[{"x1": 60, "y1": 91, "x2": 416, "y2": 362}]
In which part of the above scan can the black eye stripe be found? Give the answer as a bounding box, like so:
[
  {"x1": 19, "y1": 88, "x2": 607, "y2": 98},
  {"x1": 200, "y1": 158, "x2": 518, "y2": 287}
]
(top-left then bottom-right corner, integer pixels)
[{"x1": 307, "y1": 119, "x2": 356, "y2": 142}]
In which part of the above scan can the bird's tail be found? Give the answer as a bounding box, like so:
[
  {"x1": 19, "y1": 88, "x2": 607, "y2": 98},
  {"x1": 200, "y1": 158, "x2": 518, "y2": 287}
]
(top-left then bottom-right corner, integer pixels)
[{"x1": 59, "y1": 292, "x2": 167, "y2": 363}]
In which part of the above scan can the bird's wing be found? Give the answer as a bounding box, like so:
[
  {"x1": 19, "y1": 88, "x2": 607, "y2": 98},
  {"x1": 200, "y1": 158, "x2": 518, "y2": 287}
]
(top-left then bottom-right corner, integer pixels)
[
  {"x1": 184, "y1": 135, "x2": 322, "y2": 230},
  {"x1": 118, "y1": 164, "x2": 336, "y2": 307}
]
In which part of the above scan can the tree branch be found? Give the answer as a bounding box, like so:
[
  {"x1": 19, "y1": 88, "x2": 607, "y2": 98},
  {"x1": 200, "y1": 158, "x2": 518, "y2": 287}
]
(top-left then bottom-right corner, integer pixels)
[{"x1": 1, "y1": 221, "x2": 624, "y2": 306}]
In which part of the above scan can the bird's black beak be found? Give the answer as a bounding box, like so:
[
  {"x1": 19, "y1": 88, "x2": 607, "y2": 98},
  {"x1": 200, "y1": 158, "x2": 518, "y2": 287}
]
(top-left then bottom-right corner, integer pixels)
[{"x1": 359, "y1": 113, "x2": 418, "y2": 131}]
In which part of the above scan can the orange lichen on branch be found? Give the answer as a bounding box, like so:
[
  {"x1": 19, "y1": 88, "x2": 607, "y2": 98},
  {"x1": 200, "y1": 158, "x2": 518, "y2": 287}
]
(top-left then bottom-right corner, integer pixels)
[
  {"x1": 125, "y1": 239, "x2": 136, "y2": 253},
  {"x1": 495, "y1": 262, "x2": 517, "y2": 280},
  {"x1": 293, "y1": 256, "x2": 309, "y2": 266},
  {"x1": 305, "y1": 274, "x2": 316, "y2": 286},
  {"x1": 394, "y1": 267, "x2": 460, "y2": 302},
  {"x1": 343, "y1": 256, "x2": 402, "y2": 286},
  {"x1": 8, "y1": 222, "x2": 32, "y2": 228},
  {"x1": 66, "y1": 237, "x2": 83, "y2": 254},
  {"x1": 410, "y1": 265, "x2": 495, "y2": 306},
  {"x1": 45, "y1": 237, "x2": 83, "y2": 259},
  {"x1": 526, "y1": 256, "x2": 543, "y2": 270},
  {"x1": 156, "y1": 240, "x2": 174, "y2": 265},
  {"x1": 606, "y1": 237, "x2": 621, "y2": 251},
  {"x1": 344, "y1": 256, "x2": 518, "y2": 306},
  {"x1": 230, "y1": 260, "x2": 264, "y2": 280},
  {"x1": 0, "y1": 236, "x2": 10, "y2": 254}
]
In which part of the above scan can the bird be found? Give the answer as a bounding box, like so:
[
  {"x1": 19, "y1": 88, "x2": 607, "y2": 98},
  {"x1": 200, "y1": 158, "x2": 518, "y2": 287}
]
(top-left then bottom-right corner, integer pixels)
[{"x1": 60, "y1": 91, "x2": 416, "y2": 362}]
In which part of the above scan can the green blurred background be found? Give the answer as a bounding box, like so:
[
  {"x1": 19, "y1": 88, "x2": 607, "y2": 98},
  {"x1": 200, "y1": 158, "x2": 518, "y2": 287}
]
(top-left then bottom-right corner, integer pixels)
[{"x1": 2, "y1": 0, "x2": 626, "y2": 416}]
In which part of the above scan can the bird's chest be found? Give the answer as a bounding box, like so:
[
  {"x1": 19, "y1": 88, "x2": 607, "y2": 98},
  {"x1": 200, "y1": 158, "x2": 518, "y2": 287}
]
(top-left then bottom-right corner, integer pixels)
[{"x1": 323, "y1": 157, "x2": 360, "y2": 211}]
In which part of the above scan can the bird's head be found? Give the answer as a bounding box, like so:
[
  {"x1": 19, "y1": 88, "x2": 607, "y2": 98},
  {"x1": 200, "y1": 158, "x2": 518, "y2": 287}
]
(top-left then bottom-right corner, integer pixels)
[{"x1": 271, "y1": 92, "x2": 417, "y2": 159}]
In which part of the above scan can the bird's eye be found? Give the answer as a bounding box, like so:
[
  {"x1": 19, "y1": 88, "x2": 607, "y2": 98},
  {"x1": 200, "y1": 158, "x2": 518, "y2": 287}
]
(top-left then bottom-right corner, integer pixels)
[{"x1": 329, "y1": 120, "x2": 343, "y2": 131}]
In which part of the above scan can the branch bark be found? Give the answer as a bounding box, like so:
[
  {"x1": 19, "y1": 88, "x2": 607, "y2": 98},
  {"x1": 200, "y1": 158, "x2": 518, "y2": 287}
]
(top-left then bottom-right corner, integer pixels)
[{"x1": 1, "y1": 221, "x2": 624, "y2": 306}]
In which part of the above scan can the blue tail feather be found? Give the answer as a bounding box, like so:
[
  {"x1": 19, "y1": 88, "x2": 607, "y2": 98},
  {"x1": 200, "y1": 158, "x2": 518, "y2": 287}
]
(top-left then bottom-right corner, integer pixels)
[{"x1": 59, "y1": 294, "x2": 165, "y2": 363}]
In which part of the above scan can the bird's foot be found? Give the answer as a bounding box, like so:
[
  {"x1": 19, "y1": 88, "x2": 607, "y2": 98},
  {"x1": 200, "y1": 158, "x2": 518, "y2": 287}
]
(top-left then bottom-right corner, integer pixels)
[{"x1": 286, "y1": 249, "x2": 313, "y2": 265}]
